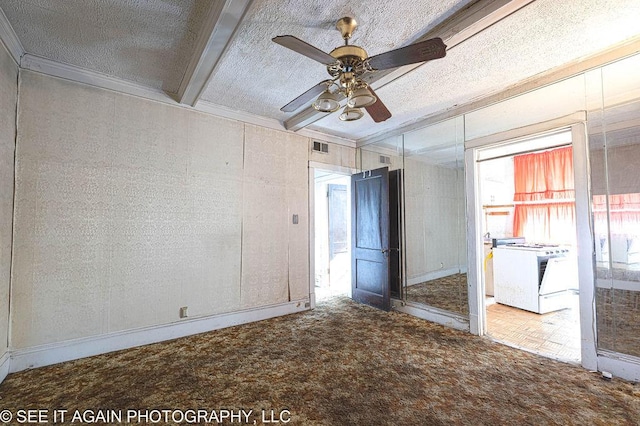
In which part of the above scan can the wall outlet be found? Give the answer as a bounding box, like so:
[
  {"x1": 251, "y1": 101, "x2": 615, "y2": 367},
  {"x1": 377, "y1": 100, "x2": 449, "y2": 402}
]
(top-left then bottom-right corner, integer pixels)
[{"x1": 179, "y1": 306, "x2": 188, "y2": 318}]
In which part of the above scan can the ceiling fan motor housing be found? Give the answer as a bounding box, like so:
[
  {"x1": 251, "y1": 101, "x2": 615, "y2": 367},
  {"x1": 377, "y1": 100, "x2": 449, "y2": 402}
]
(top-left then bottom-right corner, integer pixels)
[{"x1": 328, "y1": 45, "x2": 368, "y2": 77}]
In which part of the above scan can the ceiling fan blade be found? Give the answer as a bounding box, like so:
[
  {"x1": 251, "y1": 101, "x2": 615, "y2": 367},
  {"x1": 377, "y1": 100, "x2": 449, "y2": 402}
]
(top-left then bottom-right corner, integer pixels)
[
  {"x1": 367, "y1": 37, "x2": 446, "y2": 70},
  {"x1": 272, "y1": 35, "x2": 337, "y2": 65},
  {"x1": 281, "y1": 80, "x2": 331, "y2": 112},
  {"x1": 365, "y1": 88, "x2": 391, "y2": 123}
]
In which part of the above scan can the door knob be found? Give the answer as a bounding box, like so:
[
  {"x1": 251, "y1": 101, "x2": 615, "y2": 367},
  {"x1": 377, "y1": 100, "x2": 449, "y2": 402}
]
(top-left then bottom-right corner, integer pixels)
[{"x1": 381, "y1": 248, "x2": 399, "y2": 258}]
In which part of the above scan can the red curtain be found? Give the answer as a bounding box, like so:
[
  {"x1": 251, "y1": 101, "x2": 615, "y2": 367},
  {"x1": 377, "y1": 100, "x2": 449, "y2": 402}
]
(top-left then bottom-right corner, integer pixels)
[
  {"x1": 513, "y1": 146, "x2": 576, "y2": 244},
  {"x1": 593, "y1": 193, "x2": 640, "y2": 237},
  {"x1": 513, "y1": 146, "x2": 574, "y2": 201}
]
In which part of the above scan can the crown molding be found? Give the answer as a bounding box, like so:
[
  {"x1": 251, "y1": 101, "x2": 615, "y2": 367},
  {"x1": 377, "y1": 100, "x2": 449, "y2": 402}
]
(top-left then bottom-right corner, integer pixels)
[
  {"x1": 19, "y1": 54, "x2": 356, "y2": 148},
  {"x1": 0, "y1": 7, "x2": 24, "y2": 64},
  {"x1": 20, "y1": 54, "x2": 177, "y2": 103},
  {"x1": 296, "y1": 128, "x2": 355, "y2": 147},
  {"x1": 3, "y1": 5, "x2": 353, "y2": 148},
  {"x1": 177, "y1": 0, "x2": 254, "y2": 106},
  {"x1": 195, "y1": 100, "x2": 355, "y2": 147},
  {"x1": 196, "y1": 100, "x2": 287, "y2": 130},
  {"x1": 357, "y1": 34, "x2": 640, "y2": 148}
]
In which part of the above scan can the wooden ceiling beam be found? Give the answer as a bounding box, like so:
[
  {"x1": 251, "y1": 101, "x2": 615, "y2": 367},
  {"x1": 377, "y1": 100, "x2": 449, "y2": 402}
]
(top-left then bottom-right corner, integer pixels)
[{"x1": 177, "y1": 0, "x2": 254, "y2": 106}]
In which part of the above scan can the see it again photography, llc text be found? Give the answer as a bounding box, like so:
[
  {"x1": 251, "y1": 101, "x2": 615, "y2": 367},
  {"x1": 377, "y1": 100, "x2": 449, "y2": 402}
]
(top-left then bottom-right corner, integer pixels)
[{"x1": 1, "y1": 408, "x2": 292, "y2": 424}]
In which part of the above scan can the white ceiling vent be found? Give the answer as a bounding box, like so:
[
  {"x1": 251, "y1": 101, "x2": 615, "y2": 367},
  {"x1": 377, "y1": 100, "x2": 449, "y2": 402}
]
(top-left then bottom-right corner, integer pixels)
[
  {"x1": 313, "y1": 141, "x2": 329, "y2": 154},
  {"x1": 379, "y1": 155, "x2": 391, "y2": 164}
]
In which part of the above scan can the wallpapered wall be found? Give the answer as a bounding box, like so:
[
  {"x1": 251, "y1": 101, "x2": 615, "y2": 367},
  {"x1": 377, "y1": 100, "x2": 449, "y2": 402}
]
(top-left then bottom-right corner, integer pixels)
[
  {"x1": 404, "y1": 158, "x2": 466, "y2": 284},
  {"x1": 10, "y1": 71, "x2": 311, "y2": 349},
  {"x1": 0, "y1": 41, "x2": 18, "y2": 358}
]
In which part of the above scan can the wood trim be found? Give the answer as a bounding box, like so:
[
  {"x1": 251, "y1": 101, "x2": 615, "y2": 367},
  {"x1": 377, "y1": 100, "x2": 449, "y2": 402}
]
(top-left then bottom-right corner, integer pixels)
[
  {"x1": 465, "y1": 147, "x2": 483, "y2": 335},
  {"x1": 10, "y1": 300, "x2": 309, "y2": 373},
  {"x1": 465, "y1": 112, "x2": 586, "y2": 149},
  {"x1": 21, "y1": 54, "x2": 178, "y2": 104},
  {"x1": 597, "y1": 351, "x2": 640, "y2": 382},
  {"x1": 359, "y1": 36, "x2": 640, "y2": 147},
  {"x1": 18, "y1": 62, "x2": 352, "y2": 147},
  {"x1": 0, "y1": 351, "x2": 9, "y2": 384},
  {"x1": 392, "y1": 299, "x2": 470, "y2": 332},
  {"x1": 196, "y1": 101, "x2": 355, "y2": 146},
  {"x1": 571, "y1": 122, "x2": 598, "y2": 372},
  {"x1": 298, "y1": 128, "x2": 355, "y2": 148},
  {"x1": 0, "y1": 6, "x2": 24, "y2": 65},
  {"x1": 177, "y1": 0, "x2": 254, "y2": 106}
]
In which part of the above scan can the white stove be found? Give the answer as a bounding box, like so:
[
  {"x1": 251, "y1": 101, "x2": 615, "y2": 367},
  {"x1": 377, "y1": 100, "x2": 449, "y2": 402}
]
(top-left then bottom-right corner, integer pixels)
[
  {"x1": 493, "y1": 244, "x2": 577, "y2": 314},
  {"x1": 501, "y1": 243, "x2": 570, "y2": 255}
]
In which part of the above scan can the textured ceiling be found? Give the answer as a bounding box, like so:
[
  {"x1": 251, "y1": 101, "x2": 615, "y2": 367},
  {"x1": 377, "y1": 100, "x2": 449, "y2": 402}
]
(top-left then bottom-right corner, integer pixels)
[
  {"x1": 198, "y1": 0, "x2": 472, "y2": 121},
  {"x1": 1, "y1": 0, "x2": 639, "y2": 143},
  {"x1": 0, "y1": 0, "x2": 209, "y2": 93},
  {"x1": 308, "y1": 0, "x2": 640, "y2": 141}
]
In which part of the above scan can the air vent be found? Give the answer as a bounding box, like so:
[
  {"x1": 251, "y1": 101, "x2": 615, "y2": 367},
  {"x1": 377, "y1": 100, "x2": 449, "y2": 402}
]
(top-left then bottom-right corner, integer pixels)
[
  {"x1": 313, "y1": 141, "x2": 329, "y2": 153},
  {"x1": 379, "y1": 155, "x2": 391, "y2": 164}
]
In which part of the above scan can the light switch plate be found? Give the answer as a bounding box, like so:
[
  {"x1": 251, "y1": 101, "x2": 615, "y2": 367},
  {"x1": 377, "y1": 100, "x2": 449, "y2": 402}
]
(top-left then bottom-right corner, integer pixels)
[{"x1": 292, "y1": 214, "x2": 299, "y2": 224}]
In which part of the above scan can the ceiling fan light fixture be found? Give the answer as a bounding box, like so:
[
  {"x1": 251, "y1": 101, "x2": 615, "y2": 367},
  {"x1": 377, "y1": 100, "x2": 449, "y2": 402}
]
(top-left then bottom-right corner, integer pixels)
[
  {"x1": 312, "y1": 90, "x2": 341, "y2": 113},
  {"x1": 347, "y1": 87, "x2": 377, "y2": 108},
  {"x1": 274, "y1": 16, "x2": 447, "y2": 123},
  {"x1": 339, "y1": 105, "x2": 364, "y2": 121}
]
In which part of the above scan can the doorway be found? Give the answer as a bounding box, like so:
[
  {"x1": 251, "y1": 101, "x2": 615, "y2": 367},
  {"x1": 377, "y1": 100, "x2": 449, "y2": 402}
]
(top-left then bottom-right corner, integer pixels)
[
  {"x1": 477, "y1": 130, "x2": 581, "y2": 364},
  {"x1": 314, "y1": 170, "x2": 351, "y2": 301}
]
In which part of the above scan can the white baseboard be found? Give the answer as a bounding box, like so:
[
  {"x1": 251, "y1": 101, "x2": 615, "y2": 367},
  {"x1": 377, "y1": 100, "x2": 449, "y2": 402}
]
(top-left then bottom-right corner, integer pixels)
[
  {"x1": 597, "y1": 350, "x2": 640, "y2": 382},
  {"x1": 0, "y1": 351, "x2": 10, "y2": 383},
  {"x1": 407, "y1": 266, "x2": 468, "y2": 286},
  {"x1": 392, "y1": 299, "x2": 469, "y2": 332},
  {"x1": 10, "y1": 300, "x2": 309, "y2": 373}
]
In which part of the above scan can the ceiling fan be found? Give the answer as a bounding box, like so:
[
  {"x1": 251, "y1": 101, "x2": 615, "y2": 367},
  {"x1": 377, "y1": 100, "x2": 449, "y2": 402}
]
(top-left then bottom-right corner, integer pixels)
[{"x1": 272, "y1": 17, "x2": 447, "y2": 123}]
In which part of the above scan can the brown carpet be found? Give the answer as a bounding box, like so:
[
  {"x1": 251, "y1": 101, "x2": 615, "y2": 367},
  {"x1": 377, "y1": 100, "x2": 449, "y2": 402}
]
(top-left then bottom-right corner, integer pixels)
[
  {"x1": 1, "y1": 296, "x2": 639, "y2": 425},
  {"x1": 406, "y1": 273, "x2": 469, "y2": 315}
]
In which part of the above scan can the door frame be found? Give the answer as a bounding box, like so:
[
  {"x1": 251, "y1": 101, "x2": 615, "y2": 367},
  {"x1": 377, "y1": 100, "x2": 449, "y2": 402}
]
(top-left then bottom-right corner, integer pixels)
[
  {"x1": 308, "y1": 162, "x2": 356, "y2": 309},
  {"x1": 465, "y1": 113, "x2": 598, "y2": 372}
]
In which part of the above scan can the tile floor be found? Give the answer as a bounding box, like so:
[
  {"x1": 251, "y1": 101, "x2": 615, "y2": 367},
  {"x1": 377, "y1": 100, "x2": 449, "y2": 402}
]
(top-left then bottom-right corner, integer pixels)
[{"x1": 486, "y1": 291, "x2": 581, "y2": 363}]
